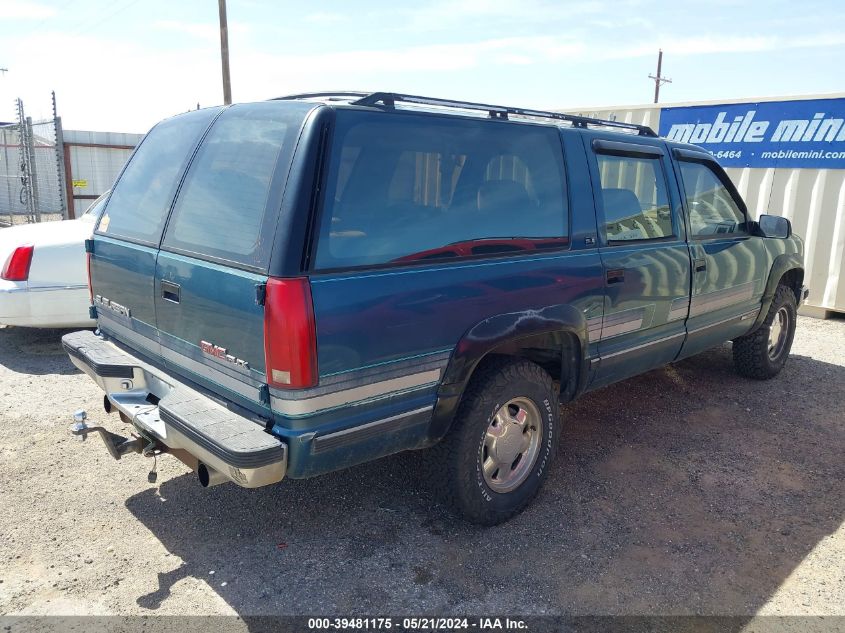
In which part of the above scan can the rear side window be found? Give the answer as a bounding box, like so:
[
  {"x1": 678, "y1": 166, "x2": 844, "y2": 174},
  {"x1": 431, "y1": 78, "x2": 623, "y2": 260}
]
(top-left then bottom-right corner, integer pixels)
[
  {"x1": 678, "y1": 161, "x2": 747, "y2": 237},
  {"x1": 98, "y1": 108, "x2": 221, "y2": 244},
  {"x1": 596, "y1": 154, "x2": 673, "y2": 242},
  {"x1": 314, "y1": 111, "x2": 568, "y2": 269},
  {"x1": 162, "y1": 103, "x2": 296, "y2": 268}
]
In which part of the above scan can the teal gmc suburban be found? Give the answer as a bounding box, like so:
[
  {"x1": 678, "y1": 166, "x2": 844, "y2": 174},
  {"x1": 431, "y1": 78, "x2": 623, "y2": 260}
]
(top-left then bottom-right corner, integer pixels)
[{"x1": 63, "y1": 92, "x2": 807, "y2": 525}]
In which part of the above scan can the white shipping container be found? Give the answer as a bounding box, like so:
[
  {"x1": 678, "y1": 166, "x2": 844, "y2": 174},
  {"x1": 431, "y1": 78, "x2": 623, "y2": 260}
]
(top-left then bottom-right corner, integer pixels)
[{"x1": 563, "y1": 93, "x2": 845, "y2": 317}]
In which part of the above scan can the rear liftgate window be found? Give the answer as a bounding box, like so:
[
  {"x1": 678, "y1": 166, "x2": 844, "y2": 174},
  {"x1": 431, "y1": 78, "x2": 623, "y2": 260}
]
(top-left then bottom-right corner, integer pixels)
[
  {"x1": 98, "y1": 107, "x2": 221, "y2": 244},
  {"x1": 314, "y1": 111, "x2": 569, "y2": 269},
  {"x1": 162, "y1": 103, "x2": 296, "y2": 269}
]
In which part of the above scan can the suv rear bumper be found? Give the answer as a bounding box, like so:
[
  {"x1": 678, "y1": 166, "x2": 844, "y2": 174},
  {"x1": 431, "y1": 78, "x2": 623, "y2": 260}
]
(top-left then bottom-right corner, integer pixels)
[{"x1": 62, "y1": 330, "x2": 287, "y2": 488}]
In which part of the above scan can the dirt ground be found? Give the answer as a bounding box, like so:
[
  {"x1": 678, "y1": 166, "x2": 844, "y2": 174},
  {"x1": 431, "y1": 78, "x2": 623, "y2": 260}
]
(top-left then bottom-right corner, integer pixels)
[{"x1": 0, "y1": 317, "x2": 842, "y2": 618}]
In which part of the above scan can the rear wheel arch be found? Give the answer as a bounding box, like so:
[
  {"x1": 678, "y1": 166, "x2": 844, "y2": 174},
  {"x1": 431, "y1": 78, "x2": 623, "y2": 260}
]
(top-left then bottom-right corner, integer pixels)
[{"x1": 426, "y1": 306, "x2": 588, "y2": 445}]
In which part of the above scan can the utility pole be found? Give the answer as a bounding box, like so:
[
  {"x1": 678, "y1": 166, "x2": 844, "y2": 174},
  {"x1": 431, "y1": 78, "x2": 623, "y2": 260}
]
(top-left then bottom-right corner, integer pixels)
[
  {"x1": 218, "y1": 0, "x2": 232, "y2": 105},
  {"x1": 648, "y1": 49, "x2": 672, "y2": 104}
]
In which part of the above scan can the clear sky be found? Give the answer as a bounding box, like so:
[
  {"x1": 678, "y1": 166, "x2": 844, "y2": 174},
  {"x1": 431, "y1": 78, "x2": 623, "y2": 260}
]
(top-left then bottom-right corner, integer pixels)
[{"x1": 1, "y1": 0, "x2": 844, "y2": 133}]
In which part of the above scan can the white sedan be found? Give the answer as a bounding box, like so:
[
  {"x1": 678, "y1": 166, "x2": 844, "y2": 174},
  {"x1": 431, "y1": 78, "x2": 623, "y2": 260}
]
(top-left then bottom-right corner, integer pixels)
[{"x1": 0, "y1": 194, "x2": 107, "y2": 328}]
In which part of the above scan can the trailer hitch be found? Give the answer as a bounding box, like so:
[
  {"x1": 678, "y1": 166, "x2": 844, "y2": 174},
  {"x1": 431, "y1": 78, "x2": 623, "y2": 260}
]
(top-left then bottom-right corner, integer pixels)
[{"x1": 70, "y1": 410, "x2": 144, "y2": 460}]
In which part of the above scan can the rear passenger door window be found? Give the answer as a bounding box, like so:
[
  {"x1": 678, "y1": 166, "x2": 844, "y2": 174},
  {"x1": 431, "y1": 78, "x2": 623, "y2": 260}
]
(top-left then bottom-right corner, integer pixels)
[
  {"x1": 595, "y1": 153, "x2": 674, "y2": 242},
  {"x1": 678, "y1": 161, "x2": 747, "y2": 237},
  {"x1": 314, "y1": 111, "x2": 569, "y2": 269}
]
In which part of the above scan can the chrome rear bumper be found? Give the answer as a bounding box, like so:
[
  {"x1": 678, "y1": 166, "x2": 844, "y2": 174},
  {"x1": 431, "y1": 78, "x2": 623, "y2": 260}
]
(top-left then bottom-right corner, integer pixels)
[{"x1": 62, "y1": 330, "x2": 287, "y2": 488}]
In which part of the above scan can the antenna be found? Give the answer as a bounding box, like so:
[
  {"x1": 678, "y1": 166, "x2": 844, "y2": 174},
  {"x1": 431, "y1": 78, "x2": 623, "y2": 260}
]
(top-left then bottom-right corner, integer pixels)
[{"x1": 648, "y1": 49, "x2": 672, "y2": 104}]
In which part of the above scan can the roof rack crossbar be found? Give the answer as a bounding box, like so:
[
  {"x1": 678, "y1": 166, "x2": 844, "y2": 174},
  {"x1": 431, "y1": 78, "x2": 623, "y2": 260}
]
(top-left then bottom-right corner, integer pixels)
[
  {"x1": 352, "y1": 92, "x2": 657, "y2": 137},
  {"x1": 274, "y1": 91, "x2": 371, "y2": 102}
]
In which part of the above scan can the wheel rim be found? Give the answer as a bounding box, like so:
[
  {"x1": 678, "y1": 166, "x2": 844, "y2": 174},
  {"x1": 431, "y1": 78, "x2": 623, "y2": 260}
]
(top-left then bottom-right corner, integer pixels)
[
  {"x1": 767, "y1": 306, "x2": 790, "y2": 360},
  {"x1": 481, "y1": 397, "x2": 542, "y2": 493}
]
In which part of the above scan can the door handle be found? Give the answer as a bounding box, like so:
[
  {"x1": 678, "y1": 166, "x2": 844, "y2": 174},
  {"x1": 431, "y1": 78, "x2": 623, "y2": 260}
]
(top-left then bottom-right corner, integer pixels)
[
  {"x1": 161, "y1": 280, "x2": 181, "y2": 304},
  {"x1": 693, "y1": 258, "x2": 707, "y2": 273},
  {"x1": 606, "y1": 268, "x2": 625, "y2": 284}
]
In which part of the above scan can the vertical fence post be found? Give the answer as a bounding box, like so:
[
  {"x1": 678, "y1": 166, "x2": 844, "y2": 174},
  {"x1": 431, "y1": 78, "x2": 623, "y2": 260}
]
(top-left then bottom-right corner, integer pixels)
[
  {"x1": 16, "y1": 99, "x2": 35, "y2": 224},
  {"x1": 1, "y1": 126, "x2": 13, "y2": 226},
  {"x1": 25, "y1": 116, "x2": 41, "y2": 223},
  {"x1": 53, "y1": 92, "x2": 69, "y2": 220}
]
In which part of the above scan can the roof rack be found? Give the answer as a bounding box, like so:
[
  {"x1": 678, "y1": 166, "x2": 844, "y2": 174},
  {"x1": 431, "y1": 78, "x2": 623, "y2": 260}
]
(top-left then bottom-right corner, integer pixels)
[
  {"x1": 275, "y1": 91, "x2": 371, "y2": 102},
  {"x1": 274, "y1": 91, "x2": 657, "y2": 137}
]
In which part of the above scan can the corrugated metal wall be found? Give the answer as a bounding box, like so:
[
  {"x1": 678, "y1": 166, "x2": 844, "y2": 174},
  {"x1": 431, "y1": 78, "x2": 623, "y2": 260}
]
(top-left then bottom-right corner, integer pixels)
[
  {"x1": 564, "y1": 94, "x2": 845, "y2": 316},
  {"x1": 63, "y1": 129, "x2": 143, "y2": 218}
]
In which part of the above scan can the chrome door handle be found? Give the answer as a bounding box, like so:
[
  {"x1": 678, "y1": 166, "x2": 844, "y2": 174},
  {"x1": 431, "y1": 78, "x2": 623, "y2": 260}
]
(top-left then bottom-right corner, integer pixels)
[{"x1": 161, "y1": 280, "x2": 181, "y2": 304}]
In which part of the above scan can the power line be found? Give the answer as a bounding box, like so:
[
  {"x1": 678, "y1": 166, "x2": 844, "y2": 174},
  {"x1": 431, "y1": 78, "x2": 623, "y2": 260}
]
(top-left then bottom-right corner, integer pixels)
[
  {"x1": 18, "y1": 0, "x2": 84, "y2": 40},
  {"x1": 66, "y1": 0, "x2": 145, "y2": 38}
]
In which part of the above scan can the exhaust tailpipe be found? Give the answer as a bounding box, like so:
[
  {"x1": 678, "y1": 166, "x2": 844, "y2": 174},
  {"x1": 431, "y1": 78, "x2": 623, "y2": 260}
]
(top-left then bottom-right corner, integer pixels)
[{"x1": 197, "y1": 463, "x2": 228, "y2": 488}]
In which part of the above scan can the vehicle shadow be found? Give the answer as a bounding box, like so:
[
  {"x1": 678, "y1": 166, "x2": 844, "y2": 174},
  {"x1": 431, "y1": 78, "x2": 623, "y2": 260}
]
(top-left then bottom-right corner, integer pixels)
[
  {"x1": 0, "y1": 326, "x2": 82, "y2": 375},
  {"x1": 124, "y1": 344, "x2": 844, "y2": 620}
]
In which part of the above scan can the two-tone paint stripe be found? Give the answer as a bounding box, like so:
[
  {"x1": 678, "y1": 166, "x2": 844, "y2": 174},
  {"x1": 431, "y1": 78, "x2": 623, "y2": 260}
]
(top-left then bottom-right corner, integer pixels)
[
  {"x1": 588, "y1": 282, "x2": 758, "y2": 343},
  {"x1": 690, "y1": 281, "x2": 757, "y2": 317},
  {"x1": 311, "y1": 405, "x2": 434, "y2": 454},
  {"x1": 587, "y1": 305, "x2": 654, "y2": 341},
  {"x1": 270, "y1": 350, "x2": 452, "y2": 417},
  {"x1": 668, "y1": 296, "x2": 690, "y2": 322},
  {"x1": 687, "y1": 308, "x2": 759, "y2": 335},
  {"x1": 597, "y1": 307, "x2": 760, "y2": 362},
  {"x1": 99, "y1": 311, "x2": 269, "y2": 405},
  {"x1": 586, "y1": 316, "x2": 602, "y2": 340},
  {"x1": 100, "y1": 309, "x2": 451, "y2": 418},
  {"x1": 98, "y1": 311, "x2": 160, "y2": 360},
  {"x1": 600, "y1": 306, "x2": 649, "y2": 338}
]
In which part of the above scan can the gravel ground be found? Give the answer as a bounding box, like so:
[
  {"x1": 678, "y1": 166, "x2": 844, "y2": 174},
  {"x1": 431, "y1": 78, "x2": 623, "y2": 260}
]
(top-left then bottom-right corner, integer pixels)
[{"x1": 0, "y1": 317, "x2": 843, "y2": 617}]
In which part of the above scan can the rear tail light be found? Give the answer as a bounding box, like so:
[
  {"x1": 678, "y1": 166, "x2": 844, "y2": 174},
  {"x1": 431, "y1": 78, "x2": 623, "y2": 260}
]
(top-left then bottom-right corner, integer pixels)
[
  {"x1": 263, "y1": 277, "x2": 318, "y2": 390},
  {"x1": 1, "y1": 245, "x2": 34, "y2": 281}
]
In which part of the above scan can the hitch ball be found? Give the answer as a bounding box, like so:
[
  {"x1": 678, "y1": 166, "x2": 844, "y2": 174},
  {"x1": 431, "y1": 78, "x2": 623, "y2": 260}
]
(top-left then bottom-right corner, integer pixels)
[{"x1": 72, "y1": 410, "x2": 88, "y2": 441}]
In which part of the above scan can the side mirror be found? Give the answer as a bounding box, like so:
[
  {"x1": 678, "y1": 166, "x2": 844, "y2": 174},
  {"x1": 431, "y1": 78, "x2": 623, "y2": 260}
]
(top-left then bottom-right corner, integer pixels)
[{"x1": 757, "y1": 214, "x2": 791, "y2": 239}]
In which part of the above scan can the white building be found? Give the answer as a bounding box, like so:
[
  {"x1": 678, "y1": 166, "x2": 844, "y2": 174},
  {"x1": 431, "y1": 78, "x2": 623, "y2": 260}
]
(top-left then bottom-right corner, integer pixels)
[{"x1": 565, "y1": 93, "x2": 845, "y2": 317}]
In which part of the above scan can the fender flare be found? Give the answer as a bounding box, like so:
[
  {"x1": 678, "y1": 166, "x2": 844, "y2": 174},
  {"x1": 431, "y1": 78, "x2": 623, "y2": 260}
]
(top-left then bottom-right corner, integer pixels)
[
  {"x1": 426, "y1": 304, "x2": 589, "y2": 444},
  {"x1": 749, "y1": 253, "x2": 804, "y2": 332}
]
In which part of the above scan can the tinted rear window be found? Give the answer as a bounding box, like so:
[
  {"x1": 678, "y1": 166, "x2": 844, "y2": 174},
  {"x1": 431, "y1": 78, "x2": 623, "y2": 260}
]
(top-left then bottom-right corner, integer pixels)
[
  {"x1": 314, "y1": 110, "x2": 568, "y2": 269},
  {"x1": 98, "y1": 108, "x2": 221, "y2": 244},
  {"x1": 162, "y1": 102, "x2": 299, "y2": 268}
]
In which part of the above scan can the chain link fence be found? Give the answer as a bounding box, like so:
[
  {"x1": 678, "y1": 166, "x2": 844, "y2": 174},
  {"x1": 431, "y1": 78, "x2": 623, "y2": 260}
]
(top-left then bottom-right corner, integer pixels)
[{"x1": 0, "y1": 98, "x2": 67, "y2": 227}]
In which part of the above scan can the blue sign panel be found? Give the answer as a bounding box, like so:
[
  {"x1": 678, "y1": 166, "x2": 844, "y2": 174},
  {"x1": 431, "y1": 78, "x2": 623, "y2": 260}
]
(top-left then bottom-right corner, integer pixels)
[{"x1": 659, "y1": 98, "x2": 845, "y2": 169}]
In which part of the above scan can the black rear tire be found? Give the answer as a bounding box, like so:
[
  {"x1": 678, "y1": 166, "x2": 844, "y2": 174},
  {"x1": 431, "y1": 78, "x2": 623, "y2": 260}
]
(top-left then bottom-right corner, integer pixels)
[
  {"x1": 733, "y1": 284, "x2": 797, "y2": 379},
  {"x1": 430, "y1": 357, "x2": 560, "y2": 526}
]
